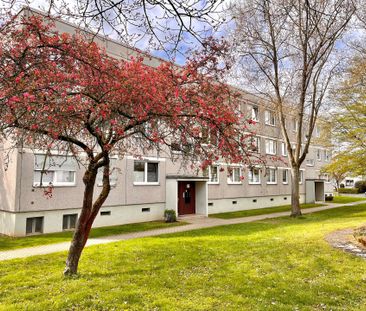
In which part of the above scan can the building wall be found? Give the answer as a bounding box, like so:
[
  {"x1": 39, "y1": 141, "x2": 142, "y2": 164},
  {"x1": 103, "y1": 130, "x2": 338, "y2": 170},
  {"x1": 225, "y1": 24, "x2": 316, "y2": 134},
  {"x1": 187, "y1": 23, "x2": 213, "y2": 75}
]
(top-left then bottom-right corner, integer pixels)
[{"x1": 0, "y1": 9, "x2": 334, "y2": 236}]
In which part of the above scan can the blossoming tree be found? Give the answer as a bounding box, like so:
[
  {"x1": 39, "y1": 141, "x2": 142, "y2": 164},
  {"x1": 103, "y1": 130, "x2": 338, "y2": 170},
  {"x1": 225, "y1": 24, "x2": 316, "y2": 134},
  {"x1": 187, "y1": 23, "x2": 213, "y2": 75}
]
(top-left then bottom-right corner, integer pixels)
[{"x1": 0, "y1": 15, "x2": 256, "y2": 275}]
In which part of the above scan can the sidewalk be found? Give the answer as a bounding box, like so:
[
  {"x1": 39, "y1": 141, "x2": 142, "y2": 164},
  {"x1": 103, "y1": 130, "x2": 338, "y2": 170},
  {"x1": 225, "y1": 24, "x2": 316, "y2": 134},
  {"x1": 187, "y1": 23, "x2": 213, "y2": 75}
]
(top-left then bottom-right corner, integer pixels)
[{"x1": 0, "y1": 202, "x2": 361, "y2": 261}]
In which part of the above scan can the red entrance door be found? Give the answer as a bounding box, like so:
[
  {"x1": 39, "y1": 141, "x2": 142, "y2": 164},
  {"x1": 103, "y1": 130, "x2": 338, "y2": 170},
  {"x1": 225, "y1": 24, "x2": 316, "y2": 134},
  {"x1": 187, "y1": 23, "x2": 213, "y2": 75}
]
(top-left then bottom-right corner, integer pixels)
[{"x1": 178, "y1": 181, "x2": 196, "y2": 215}]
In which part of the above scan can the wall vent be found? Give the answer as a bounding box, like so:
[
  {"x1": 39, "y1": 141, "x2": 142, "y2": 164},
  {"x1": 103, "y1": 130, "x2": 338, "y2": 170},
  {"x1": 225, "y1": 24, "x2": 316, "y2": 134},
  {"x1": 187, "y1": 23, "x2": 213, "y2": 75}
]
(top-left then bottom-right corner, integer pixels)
[
  {"x1": 100, "y1": 211, "x2": 111, "y2": 216},
  {"x1": 253, "y1": 199, "x2": 257, "y2": 203},
  {"x1": 142, "y1": 208, "x2": 150, "y2": 213},
  {"x1": 270, "y1": 198, "x2": 274, "y2": 201},
  {"x1": 208, "y1": 202, "x2": 214, "y2": 206},
  {"x1": 232, "y1": 201, "x2": 237, "y2": 205},
  {"x1": 284, "y1": 197, "x2": 288, "y2": 200}
]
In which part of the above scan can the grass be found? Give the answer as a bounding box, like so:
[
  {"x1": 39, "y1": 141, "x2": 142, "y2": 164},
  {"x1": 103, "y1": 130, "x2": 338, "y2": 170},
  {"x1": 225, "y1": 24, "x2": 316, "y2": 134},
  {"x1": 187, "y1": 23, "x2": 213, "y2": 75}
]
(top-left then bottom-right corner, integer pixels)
[
  {"x1": 1, "y1": 204, "x2": 366, "y2": 310},
  {"x1": 209, "y1": 203, "x2": 324, "y2": 219},
  {"x1": 0, "y1": 221, "x2": 186, "y2": 251},
  {"x1": 332, "y1": 195, "x2": 366, "y2": 204}
]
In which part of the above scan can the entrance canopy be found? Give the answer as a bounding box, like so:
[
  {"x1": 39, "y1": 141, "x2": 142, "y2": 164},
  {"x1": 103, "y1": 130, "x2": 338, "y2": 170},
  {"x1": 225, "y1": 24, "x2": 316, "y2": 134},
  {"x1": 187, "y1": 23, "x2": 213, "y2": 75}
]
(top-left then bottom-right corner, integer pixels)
[
  {"x1": 305, "y1": 179, "x2": 325, "y2": 203},
  {"x1": 165, "y1": 175, "x2": 208, "y2": 216}
]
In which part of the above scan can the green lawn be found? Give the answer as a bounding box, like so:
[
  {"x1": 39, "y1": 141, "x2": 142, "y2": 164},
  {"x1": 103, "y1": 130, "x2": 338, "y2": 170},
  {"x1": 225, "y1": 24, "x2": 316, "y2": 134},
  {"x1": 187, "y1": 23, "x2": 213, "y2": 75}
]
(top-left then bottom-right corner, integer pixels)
[
  {"x1": 332, "y1": 195, "x2": 366, "y2": 204},
  {"x1": 0, "y1": 221, "x2": 186, "y2": 251},
  {"x1": 209, "y1": 203, "x2": 324, "y2": 219},
  {"x1": 1, "y1": 204, "x2": 366, "y2": 310}
]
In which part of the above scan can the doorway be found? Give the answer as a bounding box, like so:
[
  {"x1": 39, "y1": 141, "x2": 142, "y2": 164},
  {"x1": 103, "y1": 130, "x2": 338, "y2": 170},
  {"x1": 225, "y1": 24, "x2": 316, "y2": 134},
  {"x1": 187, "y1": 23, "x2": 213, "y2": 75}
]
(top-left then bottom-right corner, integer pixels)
[{"x1": 178, "y1": 181, "x2": 196, "y2": 215}]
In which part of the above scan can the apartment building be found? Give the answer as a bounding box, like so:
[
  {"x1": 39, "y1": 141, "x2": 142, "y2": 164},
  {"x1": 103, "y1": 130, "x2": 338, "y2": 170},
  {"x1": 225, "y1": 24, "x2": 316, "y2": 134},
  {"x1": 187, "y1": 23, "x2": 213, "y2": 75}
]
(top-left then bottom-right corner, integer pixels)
[{"x1": 0, "y1": 9, "x2": 333, "y2": 236}]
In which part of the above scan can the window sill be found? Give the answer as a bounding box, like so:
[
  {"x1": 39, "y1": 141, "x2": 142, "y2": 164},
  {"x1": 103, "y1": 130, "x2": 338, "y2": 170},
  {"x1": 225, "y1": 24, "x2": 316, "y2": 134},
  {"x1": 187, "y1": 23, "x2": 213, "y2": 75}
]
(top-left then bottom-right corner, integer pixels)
[
  {"x1": 282, "y1": 182, "x2": 289, "y2": 185},
  {"x1": 265, "y1": 123, "x2": 276, "y2": 127},
  {"x1": 97, "y1": 184, "x2": 117, "y2": 188},
  {"x1": 33, "y1": 183, "x2": 76, "y2": 188},
  {"x1": 249, "y1": 182, "x2": 261, "y2": 185},
  {"x1": 133, "y1": 182, "x2": 160, "y2": 186},
  {"x1": 208, "y1": 182, "x2": 220, "y2": 185},
  {"x1": 266, "y1": 152, "x2": 277, "y2": 155},
  {"x1": 227, "y1": 182, "x2": 242, "y2": 185},
  {"x1": 266, "y1": 182, "x2": 278, "y2": 185}
]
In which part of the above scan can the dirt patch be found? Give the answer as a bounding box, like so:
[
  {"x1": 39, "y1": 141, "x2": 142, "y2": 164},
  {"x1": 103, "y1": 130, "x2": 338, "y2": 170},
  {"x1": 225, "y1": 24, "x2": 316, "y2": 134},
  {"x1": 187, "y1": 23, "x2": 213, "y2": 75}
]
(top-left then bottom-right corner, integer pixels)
[{"x1": 325, "y1": 228, "x2": 366, "y2": 259}]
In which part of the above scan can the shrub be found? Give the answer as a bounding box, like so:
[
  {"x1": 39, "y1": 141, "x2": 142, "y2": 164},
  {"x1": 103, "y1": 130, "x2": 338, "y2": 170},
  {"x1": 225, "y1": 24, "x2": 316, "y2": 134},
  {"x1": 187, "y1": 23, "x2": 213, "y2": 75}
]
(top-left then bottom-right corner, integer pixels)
[
  {"x1": 325, "y1": 195, "x2": 334, "y2": 201},
  {"x1": 340, "y1": 183, "x2": 345, "y2": 188},
  {"x1": 164, "y1": 209, "x2": 177, "y2": 223},
  {"x1": 355, "y1": 181, "x2": 366, "y2": 193},
  {"x1": 338, "y1": 188, "x2": 360, "y2": 194}
]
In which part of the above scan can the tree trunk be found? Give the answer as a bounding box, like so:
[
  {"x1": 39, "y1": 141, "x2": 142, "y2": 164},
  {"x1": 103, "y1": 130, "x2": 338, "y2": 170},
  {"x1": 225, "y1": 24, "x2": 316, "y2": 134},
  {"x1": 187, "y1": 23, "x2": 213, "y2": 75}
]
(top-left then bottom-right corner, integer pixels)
[
  {"x1": 290, "y1": 166, "x2": 302, "y2": 217},
  {"x1": 64, "y1": 162, "x2": 111, "y2": 276}
]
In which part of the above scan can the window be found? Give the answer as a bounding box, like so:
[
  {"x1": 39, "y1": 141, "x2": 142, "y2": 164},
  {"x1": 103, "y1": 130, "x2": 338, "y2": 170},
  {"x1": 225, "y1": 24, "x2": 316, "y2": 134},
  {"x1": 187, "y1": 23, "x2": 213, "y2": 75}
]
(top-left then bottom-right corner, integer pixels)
[
  {"x1": 281, "y1": 142, "x2": 288, "y2": 156},
  {"x1": 26, "y1": 217, "x2": 43, "y2": 235},
  {"x1": 324, "y1": 150, "x2": 330, "y2": 162},
  {"x1": 228, "y1": 167, "x2": 242, "y2": 184},
  {"x1": 299, "y1": 170, "x2": 304, "y2": 184},
  {"x1": 317, "y1": 149, "x2": 322, "y2": 161},
  {"x1": 250, "y1": 136, "x2": 260, "y2": 153},
  {"x1": 171, "y1": 140, "x2": 193, "y2": 155},
  {"x1": 201, "y1": 127, "x2": 218, "y2": 146},
  {"x1": 251, "y1": 105, "x2": 259, "y2": 122},
  {"x1": 346, "y1": 179, "x2": 354, "y2": 187},
  {"x1": 266, "y1": 168, "x2": 277, "y2": 184},
  {"x1": 282, "y1": 169, "x2": 289, "y2": 184},
  {"x1": 248, "y1": 168, "x2": 261, "y2": 184},
  {"x1": 63, "y1": 214, "x2": 77, "y2": 230},
  {"x1": 322, "y1": 173, "x2": 330, "y2": 183},
  {"x1": 315, "y1": 126, "x2": 320, "y2": 138},
  {"x1": 97, "y1": 158, "x2": 118, "y2": 186},
  {"x1": 33, "y1": 154, "x2": 77, "y2": 187},
  {"x1": 133, "y1": 161, "x2": 159, "y2": 184},
  {"x1": 208, "y1": 165, "x2": 219, "y2": 184},
  {"x1": 100, "y1": 211, "x2": 111, "y2": 216},
  {"x1": 306, "y1": 159, "x2": 315, "y2": 166},
  {"x1": 265, "y1": 110, "x2": 276, "y2": 126},
  {"x1": 265, "y1": 139, "x2": 277, "y2": 155},
  {"x1": 292, "y1": 119, "x2": 299, "y2": 131}
]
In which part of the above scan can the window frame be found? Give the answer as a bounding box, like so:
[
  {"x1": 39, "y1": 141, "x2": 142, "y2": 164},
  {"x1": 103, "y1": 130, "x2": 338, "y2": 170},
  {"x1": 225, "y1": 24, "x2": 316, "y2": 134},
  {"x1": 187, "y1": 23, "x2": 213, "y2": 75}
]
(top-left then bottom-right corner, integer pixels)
[
  {"x1": 26, "y1": 217, "x2": 44, "y2": 235},
  {"x1": 317, "y1": 149, "x2": 322, "y2": 161},
  {"x1": 97, "y1": 157, "x2": 118, "y2": 187},
  {"x1": 281, "y1": 142, "x2": 288, "y2": 156},
  {"x1": 282, "y1": 169, "x2": 289, "y2": 184},
  {"x1": 264, "y1": 110, "x2": 276, "y2": 126},
  {"x1": 265, "y1": 139, "x2": 277, "y2": 155},
  {"x1": 251, "y1": 105, "x2": 259, "y2": 122},
  {"x1": 266, "y1": 168, "x2": 278, "y2": 185},
  {"x1": 299, "y1": 170, "x2": 304, "y2": 184},
  {"x1": 227, "y1": 166, "x2": 242, "y2": 185},
  {"x1": 133, "y1": 160, "x2": 160, "y2": 185},
  {"x1": 250, "y1": 136, "x2": 261, "y2": 153},
  {"x1": 248, "y1": 167, "x2": 261, "y2": 185},
  {"x1": 62, "y1": 214, "x2": 78, "y2": 231},
  {"x1": 208, "y1": 165, "x2": 220, "y2": 184},
  {"x1": 33, "y1": 154, "x2": 77, "y2": 187}
]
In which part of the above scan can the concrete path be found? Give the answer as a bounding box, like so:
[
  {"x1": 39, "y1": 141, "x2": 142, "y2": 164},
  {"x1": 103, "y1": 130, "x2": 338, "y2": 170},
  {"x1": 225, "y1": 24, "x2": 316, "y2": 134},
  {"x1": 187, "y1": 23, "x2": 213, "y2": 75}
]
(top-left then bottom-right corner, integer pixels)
[{"x1": 0, "y1": 201, "x2": 363, "y2": 261}]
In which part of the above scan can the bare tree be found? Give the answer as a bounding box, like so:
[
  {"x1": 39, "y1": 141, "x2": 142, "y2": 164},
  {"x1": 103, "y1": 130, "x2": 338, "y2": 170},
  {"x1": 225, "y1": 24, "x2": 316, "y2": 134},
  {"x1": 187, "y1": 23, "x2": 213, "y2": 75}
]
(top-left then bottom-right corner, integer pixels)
[
  {"x1": 230, "y1": 0, "x2": 355, "y2": 216},
  {"x1": 1, "y1": 0, "x2": 228, "y2": 58}
]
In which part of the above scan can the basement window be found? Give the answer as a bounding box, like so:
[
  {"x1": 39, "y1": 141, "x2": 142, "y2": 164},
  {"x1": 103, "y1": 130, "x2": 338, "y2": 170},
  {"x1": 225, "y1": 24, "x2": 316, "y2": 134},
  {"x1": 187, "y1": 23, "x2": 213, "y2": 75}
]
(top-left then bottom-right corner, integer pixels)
[
  {"x1": 100, "y1": 211, "x2": 111, "y2": 216},
  {"x1": 62, "y1": 214, "x2": 77, "y2": 230},
  {"x1": 142, "y1": 208, "x2": 150, "y2": 213},
  {"x1": 26, "y1": 217, "x2": 43, "y2": 235}
]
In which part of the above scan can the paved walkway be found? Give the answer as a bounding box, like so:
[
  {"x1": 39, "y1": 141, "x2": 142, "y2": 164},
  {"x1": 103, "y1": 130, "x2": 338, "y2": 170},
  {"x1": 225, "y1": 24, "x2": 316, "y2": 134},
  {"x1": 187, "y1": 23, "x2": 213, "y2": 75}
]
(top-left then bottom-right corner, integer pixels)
[{"x1": 0, "y1": 201, "x2": 363, "y2": 261}]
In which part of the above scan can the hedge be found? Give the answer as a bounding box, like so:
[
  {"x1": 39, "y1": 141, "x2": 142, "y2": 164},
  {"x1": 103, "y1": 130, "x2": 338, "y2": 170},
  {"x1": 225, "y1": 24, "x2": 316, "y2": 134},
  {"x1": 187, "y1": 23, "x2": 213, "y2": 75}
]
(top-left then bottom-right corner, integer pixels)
[{"x1": 338, "y1": 188, "x2": 360, "y2": 194}]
